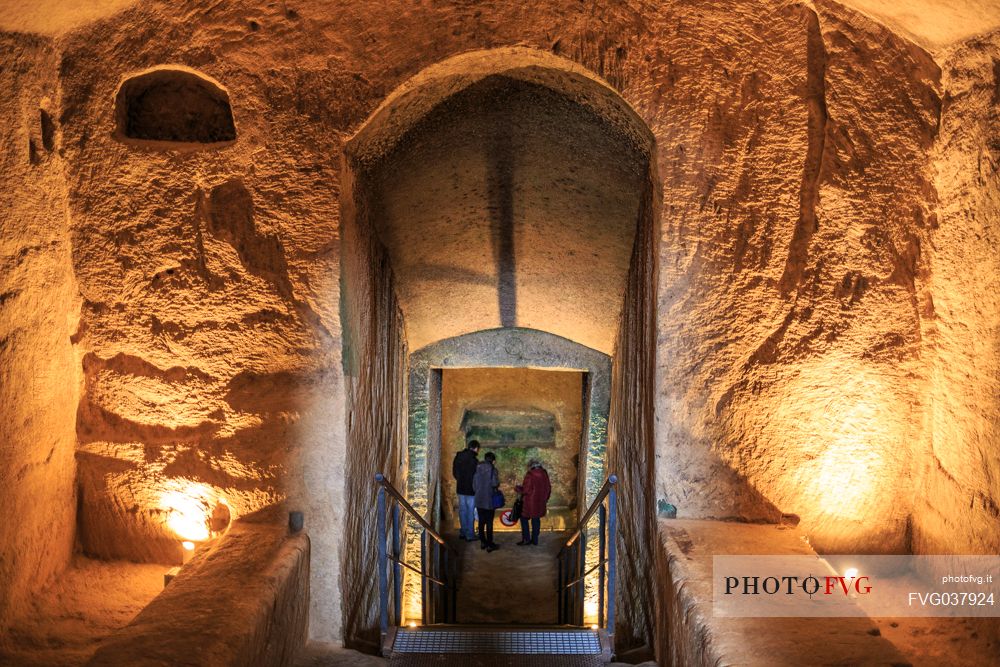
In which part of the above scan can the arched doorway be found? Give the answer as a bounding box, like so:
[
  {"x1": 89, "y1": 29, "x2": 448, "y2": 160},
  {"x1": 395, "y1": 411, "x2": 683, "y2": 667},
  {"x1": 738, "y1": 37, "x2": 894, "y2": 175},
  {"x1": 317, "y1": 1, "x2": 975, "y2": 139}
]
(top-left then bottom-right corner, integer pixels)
[{"x1": 339, "y1": 47, "x2": 658, "y2": 652}]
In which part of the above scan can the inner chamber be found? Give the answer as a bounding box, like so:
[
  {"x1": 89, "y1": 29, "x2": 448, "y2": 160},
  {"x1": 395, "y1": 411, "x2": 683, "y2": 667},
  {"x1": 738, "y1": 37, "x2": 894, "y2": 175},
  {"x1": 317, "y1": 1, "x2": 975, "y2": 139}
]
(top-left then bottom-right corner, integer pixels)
[{"x1": 440, "y1": 367, "x2": 585, "y2": 533}]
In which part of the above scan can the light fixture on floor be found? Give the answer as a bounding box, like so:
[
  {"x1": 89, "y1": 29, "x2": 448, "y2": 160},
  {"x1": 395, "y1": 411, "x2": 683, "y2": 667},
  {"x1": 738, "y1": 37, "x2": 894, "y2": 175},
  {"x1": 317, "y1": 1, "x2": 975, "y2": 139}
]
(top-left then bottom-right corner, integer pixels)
[{"x1": 161, "y1": 489, "x2": 212, "y2": 543}]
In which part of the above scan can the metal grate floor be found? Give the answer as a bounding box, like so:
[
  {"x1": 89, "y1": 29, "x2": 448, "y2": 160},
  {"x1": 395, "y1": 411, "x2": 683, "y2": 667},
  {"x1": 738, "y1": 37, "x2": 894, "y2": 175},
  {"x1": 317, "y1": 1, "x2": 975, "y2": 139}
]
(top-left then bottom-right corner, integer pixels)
[
  {"x1": 388, "y1": 655, "x2": 608, "y2": 667},
  {"x1": 392, "y1": 628, "x2": 602, "y2": 655}
]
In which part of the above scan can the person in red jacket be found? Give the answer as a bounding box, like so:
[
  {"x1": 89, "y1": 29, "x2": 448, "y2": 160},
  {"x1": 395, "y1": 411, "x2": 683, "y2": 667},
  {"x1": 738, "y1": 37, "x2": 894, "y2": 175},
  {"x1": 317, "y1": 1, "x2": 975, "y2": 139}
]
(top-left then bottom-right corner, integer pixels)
[{"x1": 515, "y1": 459, "x2": 551, "y2": 546}]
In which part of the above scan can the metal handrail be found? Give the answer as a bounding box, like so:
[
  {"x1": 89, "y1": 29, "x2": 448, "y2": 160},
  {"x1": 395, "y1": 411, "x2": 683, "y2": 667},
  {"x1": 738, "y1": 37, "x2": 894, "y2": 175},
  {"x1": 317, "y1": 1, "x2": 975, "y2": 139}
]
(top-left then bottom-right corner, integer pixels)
[
  {"x1": 375, "y1": 473, "x2": 456, "y2": 552},
  {"x1": 375, "y1": 473, "x2": 458, "y2": 647},
  {"x1": 563, "y1": 558, "x2": 608, "y2": 589},
  {"x1": 556, "y1": 473, "x2": 617, "y2": 641},
  {"x1": 561, "y1": 474, "x2": 618, "y2": 551},
  {"x1": 388, "y1": 555, "x2": 448, "y2": 587}
]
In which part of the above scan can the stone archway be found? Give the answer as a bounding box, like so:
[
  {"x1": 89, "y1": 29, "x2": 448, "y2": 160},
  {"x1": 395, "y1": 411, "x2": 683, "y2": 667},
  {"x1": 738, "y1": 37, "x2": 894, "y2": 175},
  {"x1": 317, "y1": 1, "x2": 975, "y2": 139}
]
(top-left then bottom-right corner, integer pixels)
[{"x1": 337, "y1": 47, "x2": 659, "y2": 650}]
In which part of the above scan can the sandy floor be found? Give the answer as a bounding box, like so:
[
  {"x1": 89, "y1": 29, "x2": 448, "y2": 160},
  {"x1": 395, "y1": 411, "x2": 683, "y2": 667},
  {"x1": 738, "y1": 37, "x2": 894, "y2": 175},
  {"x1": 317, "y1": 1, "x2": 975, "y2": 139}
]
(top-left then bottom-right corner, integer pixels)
[
  {"x1": 0, "y1": 556, "x2": 164, "y2": 667},
  {"x1": 875, "y1": 617, "x2": 1000, "y2": 666},
  {"x1": 843, "y1": 568, "x2": 1000, "y2": 665},
  {"x1": 452, "y1": 529, "x2": 567, "y2": 625},
  {"x1": 296, "y1": 642, "x2": 387, "y2": 666}
]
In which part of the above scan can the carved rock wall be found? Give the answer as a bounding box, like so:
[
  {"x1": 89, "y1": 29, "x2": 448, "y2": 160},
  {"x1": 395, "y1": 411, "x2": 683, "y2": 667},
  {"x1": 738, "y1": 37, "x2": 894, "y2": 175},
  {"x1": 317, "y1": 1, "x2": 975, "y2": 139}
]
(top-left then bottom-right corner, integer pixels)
[
  {"x1": 609, "y1": 173, "x2": 657, "y2": 648},
  {"x1": 648, "y1": 0, "x2": 941, "y2": 555},
  {"x1": 917, "y1": 32, "x2": 1000, "y2": 558},
  {"x1": 57, "y1": 0, "x2": 346, "y2": 640},
  {"x1": 0, "y1": 0, "x2": 995, "y2": 647},
  {"x1": 338, "y1": 165, "x2": 408, "y2": 650},
  {"x1": 0, "y1": 31, "x2": 80, "y2": 632}
]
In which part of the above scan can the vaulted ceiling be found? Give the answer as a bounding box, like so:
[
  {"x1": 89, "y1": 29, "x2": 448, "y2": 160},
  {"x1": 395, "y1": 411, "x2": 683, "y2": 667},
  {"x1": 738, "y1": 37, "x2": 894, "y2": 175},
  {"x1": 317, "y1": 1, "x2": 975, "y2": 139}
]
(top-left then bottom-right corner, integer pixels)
[
  {"x1": 359, "y1": 74, "x2": 649, "y2": 353},
  {"x1": 2, "y1": 0, "x2": 998, "y2": 52}
]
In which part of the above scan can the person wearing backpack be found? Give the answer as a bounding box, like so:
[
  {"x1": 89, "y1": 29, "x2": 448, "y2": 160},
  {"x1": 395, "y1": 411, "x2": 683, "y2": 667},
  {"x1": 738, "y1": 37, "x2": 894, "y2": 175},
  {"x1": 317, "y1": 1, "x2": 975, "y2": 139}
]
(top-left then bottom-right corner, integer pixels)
[
  {"x1": 472, "y1": 451, "x2": 500, "y2": 552},
  {"x1": 516, "y1": 459, "x2": 551, "y2": 546}
]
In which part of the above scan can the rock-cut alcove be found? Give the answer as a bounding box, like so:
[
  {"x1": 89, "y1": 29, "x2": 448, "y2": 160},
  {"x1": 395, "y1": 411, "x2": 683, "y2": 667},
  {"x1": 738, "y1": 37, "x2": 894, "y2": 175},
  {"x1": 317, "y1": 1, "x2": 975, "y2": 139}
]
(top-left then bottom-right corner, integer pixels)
[{"x1": 114, "y1": 67, "x2": 236, "y2": 145}]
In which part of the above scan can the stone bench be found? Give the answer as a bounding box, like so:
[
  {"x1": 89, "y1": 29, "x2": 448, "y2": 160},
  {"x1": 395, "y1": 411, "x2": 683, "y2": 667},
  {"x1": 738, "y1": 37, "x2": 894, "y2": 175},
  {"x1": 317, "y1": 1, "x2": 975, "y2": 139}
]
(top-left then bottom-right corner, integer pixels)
[
  {"x1": 88, "y1": 507, "x2": 309, "y2": 667},
  {"x1": 653, "y1": 519, "x2": 911, "y2": 666}
]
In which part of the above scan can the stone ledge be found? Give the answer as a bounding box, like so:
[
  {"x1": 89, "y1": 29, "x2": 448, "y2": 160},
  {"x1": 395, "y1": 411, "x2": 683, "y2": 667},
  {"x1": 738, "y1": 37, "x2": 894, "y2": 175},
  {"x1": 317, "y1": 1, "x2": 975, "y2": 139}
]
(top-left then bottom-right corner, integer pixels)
[
  {"x1": 653, "y1": 519, "x2": 911, "y2": 667},
  {"x1": 88, "y1": 506, "x2": 309, "y2": 667}
]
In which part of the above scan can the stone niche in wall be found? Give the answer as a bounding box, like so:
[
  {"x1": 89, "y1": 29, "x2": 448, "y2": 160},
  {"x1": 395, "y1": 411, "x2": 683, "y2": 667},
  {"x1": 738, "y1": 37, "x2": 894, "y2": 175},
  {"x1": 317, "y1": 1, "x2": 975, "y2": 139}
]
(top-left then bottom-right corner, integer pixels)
[
  {"x1": 460, "y1": 407, "x2": 559, "y2": 449},
  {"x1": 113, "y1": 67, "x2": 236, "y2": 146}
]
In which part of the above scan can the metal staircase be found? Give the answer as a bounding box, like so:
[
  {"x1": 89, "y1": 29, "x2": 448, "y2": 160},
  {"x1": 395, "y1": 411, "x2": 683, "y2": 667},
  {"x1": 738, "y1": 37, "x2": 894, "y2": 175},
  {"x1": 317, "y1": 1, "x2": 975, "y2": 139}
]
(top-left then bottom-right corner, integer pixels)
[{"x1": 373, "y1": 473, "x2": 619, "y2": 666}]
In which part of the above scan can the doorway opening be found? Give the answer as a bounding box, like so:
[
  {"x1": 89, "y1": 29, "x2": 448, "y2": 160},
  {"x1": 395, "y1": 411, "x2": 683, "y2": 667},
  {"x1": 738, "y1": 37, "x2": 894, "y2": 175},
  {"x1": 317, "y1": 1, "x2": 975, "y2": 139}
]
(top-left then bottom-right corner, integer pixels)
[
  {"x1": 339, "y1": 48, "x2": 658, "y2": 651},
  {"x1": 439, "y1": 366, "x2": 587, "y2": 625},
  {"x1": 441, "y1": 367, "x2": 586, "y2": 534}
]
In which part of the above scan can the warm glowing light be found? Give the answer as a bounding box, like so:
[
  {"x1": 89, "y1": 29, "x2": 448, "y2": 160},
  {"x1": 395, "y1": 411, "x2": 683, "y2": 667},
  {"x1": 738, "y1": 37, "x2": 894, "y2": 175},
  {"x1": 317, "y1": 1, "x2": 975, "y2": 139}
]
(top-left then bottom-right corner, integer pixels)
[
  {"x1": 403, "y1": 560, "x2": 423, "y2": 626},
  {"x1": 182, "y1": 540, "x2": 195, "y2": 551},
  {"x1": 590, "y1": 624, "x2": 599, "y2": 630},
  {"x1": 584, "y1": 599, "x2": 600, "y2": 624},
  {"x1": 408, "y1": 621, "x2": 417, "y2": 628},
  {"x1": 767, "y1": 355, "x2": 907, "y2": 540},
  {"x1": 845, "y1": 567, "x2": 858, "y2": 579},
  {"x1": 159, "y1": 485, "x2": 215, "y2": 541}
]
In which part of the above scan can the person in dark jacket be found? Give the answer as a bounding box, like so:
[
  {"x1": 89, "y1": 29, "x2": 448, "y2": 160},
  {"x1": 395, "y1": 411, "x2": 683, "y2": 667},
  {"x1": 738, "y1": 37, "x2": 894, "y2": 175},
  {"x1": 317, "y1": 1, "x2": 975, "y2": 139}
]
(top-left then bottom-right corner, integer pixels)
[
  {"x1": 472, "y1": 452, "x2": 500, "y2": 552},
  {"x1": 515, "y1": 459, "x2": 551, "y2": 546},
  {"x1": 452, "y1": 440, "x2": 480, "y2": 541}
]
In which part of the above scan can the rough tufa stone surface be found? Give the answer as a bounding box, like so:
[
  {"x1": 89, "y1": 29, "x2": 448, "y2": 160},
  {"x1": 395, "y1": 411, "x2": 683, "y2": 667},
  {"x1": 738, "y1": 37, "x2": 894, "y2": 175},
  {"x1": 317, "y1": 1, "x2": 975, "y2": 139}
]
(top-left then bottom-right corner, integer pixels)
[
  {"x1": 916, "y1": 29, "x2": 1000, "y2": 563},
  {"x1": 0, "y1": 31, "x2": 80, "y2": 633},
  {"x1": 0, "y1": 0, "x2": 998, "y2": 651},
  {"x1": 650, "y1": 0, "x2": 942, "y2": 556},
  {"x1": 653, "y1": 520, "x2": 914, "y2": 666},
  {"x1": 87, "y1": 507, "x2": 309, "y2": 667}
]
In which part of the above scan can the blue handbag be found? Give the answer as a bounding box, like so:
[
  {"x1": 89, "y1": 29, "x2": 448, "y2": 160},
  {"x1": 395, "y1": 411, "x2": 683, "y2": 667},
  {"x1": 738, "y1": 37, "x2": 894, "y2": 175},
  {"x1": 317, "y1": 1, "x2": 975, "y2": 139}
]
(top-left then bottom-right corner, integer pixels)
[{"x1": 492, "y1": 488, "x2": 506, "y2": 509}]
